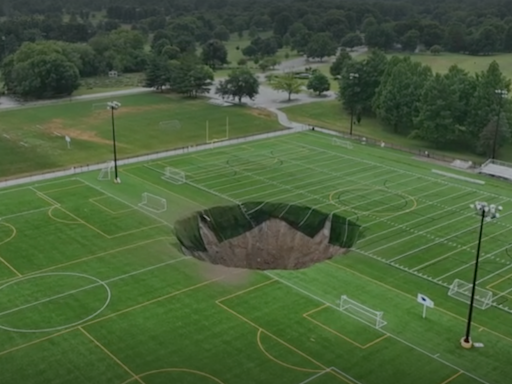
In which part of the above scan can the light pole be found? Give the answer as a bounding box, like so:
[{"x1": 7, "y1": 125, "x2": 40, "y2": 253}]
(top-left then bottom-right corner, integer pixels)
[
  {"x1": 107, "y1": 101, "x2": 121, "y2": 183},
  {"x1": 349, "y1": 73, "x2": 359, "y2": 136},
  {"x1": 461, "y1": 202, "x2": 502, "y2": 349},
  {"x1": 492, "y1": 90, "x2": 508, "y2": 160}
]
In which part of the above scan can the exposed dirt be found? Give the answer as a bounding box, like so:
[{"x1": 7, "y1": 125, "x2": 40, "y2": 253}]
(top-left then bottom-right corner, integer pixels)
[
  {"x1": 182, "y1": 217, "x2": 348, "y2": 270},
  {"x1": 42, "y1": 120, "x2": 118, "y2": 146},
  {"x1": 248, "y1": 108, "x2": 275, "y2": 120}
]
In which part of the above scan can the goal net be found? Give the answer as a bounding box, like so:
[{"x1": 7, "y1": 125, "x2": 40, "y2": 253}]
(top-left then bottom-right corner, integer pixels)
[
  {"x1": 339, "y1": 295, "x2": 386, "y2": 328},
  {"x1": 138, "y1": 193, "x2": 167, "y2": 213},
  {"x1": 332, "y1": 138, "x2": 353, "y2": 149},
  {"x1": 91, "y1": 102, "x2": 108, "y2": 111},
  {"x1": 159, "y1": 120, "x2": 181, "y2": 130},
  {"x1": 98, "y1": 161, "x2": 114, "y2": 181},
  {"x1": 162, "y1": 167, "x2": 185, "y2": 184},
  {"x1": 448, "y1": 279, "x2": 493, "y2": 309}
]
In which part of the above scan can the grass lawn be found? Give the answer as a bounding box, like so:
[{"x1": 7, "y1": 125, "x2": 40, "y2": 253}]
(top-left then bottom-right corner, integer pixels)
[
  {"x1": 282, "y1": 100, "x2": 512, "y2": 163},
  {"x1": 74, "y1": 73, "x2": 145, "y2": 96},
  {"x1": 1, "y1": 131, "x2": 512, "y2": 384},
  {"x1": 0, "y1": 92, "x2": 282, "y2": 179}
]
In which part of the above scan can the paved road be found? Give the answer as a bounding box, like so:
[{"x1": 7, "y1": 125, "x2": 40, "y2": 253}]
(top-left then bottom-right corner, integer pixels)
[{"x1": 0, "y1": 47, "x2": 367, "y2": 111}]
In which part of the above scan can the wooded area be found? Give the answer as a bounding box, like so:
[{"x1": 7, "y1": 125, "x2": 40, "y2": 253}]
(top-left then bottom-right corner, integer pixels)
[{"x1": 0, "y1": 0, "x2": 511, "y2": 155}]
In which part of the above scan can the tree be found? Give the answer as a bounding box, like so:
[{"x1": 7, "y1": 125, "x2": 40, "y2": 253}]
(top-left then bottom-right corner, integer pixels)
[
  {"x1": 504, "y1": 26, "x2": 512, "y2": 52},
  {"x1": 201, "y1": 39, "x2": 228, "y2": 69},
  {"x1": 445, "y1": 22, "x2": 467, "y2": 53},
  {"x1": 162, "y1": 46, "x2": 181, "y2": 60},
  {"x1": 307, "y1": 71, "x2": 330, "y2": 95},
  {"x1": 478, "y1": 113, "x2": 510, "y2": 156},
  {"x1": 270, "y1": 72, "x2": 303, "y2": 101},
  {"x1": 305, "y1": 33, "x2": 336, "y2": 61},
  {"x1": 361, "y1": 17, "x2": 378, "y2": 34},
  {"x1": 401, "y1": 30, "x2": 419, "y2": 52},
  {"x1": 215, "y1": 67, "x2": 259, "y2": 103},
  {"x1": 258, "y1": 57, "x2": 279, "y2": 72},
  {"x1": 144, "y1": 54, "x2": 171, "y2": 90},
  {"x1": 213, "y1": 26, "x2": 230, "y2": 42},
  {"x1": 358, "y1": 49, "x2": 388, "y2": 113},
  {"x1": 430, "y1": 45, "x2": 442, "y2": 54},
  {"x1": 330, "y1": 49, "x2": 353, "y2": 77},
  {"x1": 365, "y1": 25, "x2": 395, "y2": 50},
  {"x1": 338, "y1": 60, "x2": 365, "y2": 113},
  {"x1": 420, "y1": 22, "x2": 445, "y2": 48},
  {"x1": 273, "y1": 13, "x2": 294, "y2": 37},
  {"x1": 340, "y1": 33, "x2": 363, "y2": 49}
]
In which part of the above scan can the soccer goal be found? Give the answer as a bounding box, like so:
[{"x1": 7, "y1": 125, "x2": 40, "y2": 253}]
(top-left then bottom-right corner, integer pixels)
[
  {"x1": 138, "y1": 193, "x2": 167, "y2": 213},
  {"x1": 448, "y1": 279, "x2": 493, "y2": 309},
  {"x1": 98, "y1": 161, "x2": 115, "y2": 181},
  {"x1": 332, "y1": 138, "x2": 353, "y2": 149},
  {"x1": 162, "y1": 167, "x2": 185, "y2": 184},
  {"x1": 91, "y1": 102, "x2": 108, "y2": 111},
  {"x1": 206, "y1": 117, "x2": 229, "y2": 144},
  {"x1": 339, "y1": 295, "x2": 386, "y2": 328},
  {"x1": 159, "y1": 120, "x2": 181, "y2": 130}
]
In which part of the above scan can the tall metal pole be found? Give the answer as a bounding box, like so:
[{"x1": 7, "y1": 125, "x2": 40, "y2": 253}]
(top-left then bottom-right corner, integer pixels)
[
  {"x1": 462, "y1": 208, "x2": 486, "y2": 346},
  {"x1": 348, "y1": 73, "x2": 358, "y2": 136},
  {"x1": 107, "y1": 101, "x2": 121, "y2": 183},
  {"x1": 350, "y1": 107, "x2": 354, "y2": 135}
]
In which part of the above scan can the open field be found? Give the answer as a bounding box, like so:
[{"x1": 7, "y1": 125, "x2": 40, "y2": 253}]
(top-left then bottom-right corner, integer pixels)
[
  {"x1": 74, "y1": 73, "x2": 145, "y2": 96},
  {"x1": 0, "y1": 92, "x2": 281, "y2": 179},
  {"x1": 282, "y1": 101, "x2": 512, "y2": 164},
  {"x1": 1, "y1": 131, "x2": 512, "y2": 383}
]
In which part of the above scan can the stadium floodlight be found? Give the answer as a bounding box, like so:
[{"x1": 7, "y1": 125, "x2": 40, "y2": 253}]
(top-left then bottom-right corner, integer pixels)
[
  {"x1": 107, "y1": 101, "x2": 121, "y2": 183},
  {"x1": 492, "y1": 89, "x2": 508, "y2": 160},
  {"x1": 461, "y1": 201, "x2": 502, "y2": 349},
  {"x1": 348, "y1": 73, "x2": 359, "y2": 136}
]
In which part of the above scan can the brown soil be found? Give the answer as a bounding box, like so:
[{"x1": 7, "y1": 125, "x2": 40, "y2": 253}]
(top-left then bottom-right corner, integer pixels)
[
  {"x1": 248, "y1": 108, "x2": 275, "y2": 120},
  {"x1": 41, "y1": 120, "x2": 117, "y2": 146},
  {"x1": 182, "y1": 217, "x2": 348, "y2": 270}
]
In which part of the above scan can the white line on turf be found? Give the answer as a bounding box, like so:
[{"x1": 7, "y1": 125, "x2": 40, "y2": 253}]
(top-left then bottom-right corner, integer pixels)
[
  {"x1": 0, "y1": 207, "x2": 51, "y2": 221},
  {"x1": 0, "y1": 257, "x2": 188, "y2": 318},
  {"x1": 298, "y1": 370, "x2": 329, "y2": 383},
  {"x1": 329, "y1": 367, "x2": 364, "y2": 384},
  {"x1": 264, "y1": 272, "x2": 490, "y2": 384}
]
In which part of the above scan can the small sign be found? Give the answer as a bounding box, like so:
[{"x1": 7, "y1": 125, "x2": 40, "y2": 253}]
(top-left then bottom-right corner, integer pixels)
[
  {"x1": 417, "y1": 293, "x2": 434, "y2": 318},
  {"x1": 65, "y1": 135, "x2": 71, "y2": 149},
  {"x1": 474, "y1": 342, "x2": 484, "y2": 348}
]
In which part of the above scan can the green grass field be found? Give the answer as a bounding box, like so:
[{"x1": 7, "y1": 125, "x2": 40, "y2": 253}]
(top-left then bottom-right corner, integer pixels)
[
  {"x1": 0, "y1": 93, "x2": 281, "y2": 179},
  {"x1": 282, "y1": 101, "x2": 512, "y2": 164},
  {"x1": 1, "y1": 131, "x2": 512, "y2": 383}
]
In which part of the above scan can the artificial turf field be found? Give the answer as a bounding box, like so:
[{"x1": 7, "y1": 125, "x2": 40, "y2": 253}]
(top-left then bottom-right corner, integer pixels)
[{"x1": 1, "y1": 131, "x2": 512, "y2": 384}]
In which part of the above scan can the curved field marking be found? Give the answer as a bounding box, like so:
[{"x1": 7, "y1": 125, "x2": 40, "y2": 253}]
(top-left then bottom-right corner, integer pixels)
[
  {"x1": 329, "y1": 186, "x2": 417, "y2": 217},
  {"x1": 48, "y1": 206, "x2": 81, "y2": 224},
  {"x1": 0, "y1": 222, "x2": 16, "y2": 246},
  {"x1": 257, "y1": 329, "x2": 321, "y2": 373},
  {"x1": 121, "y1": 368, "x2": 226, "y2": 384},
  {"x1": 0, "y1": 272, "x2": 111, "y2": 333}
]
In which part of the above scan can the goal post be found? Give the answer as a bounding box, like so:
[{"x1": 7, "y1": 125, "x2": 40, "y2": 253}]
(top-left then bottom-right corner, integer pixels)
[
  {"x1": 206, "y1": 117, "x2": 229, "y2": 144},
  {"x1": 162, "y1": 167, "x2": 185, "y2": 184},
  {"x1": 98, "y1": 161, "x2": 114, "y2": 181},
  {"x1": 138, "y1": 193, "x2": 167, "y2": 213},
  {"x1": 448, "y1": 279, "x2": 493, "y2": 309},
  {"x1": 339, "y1": 295, "x2": 386, "y2": 328},
  {"x1": 332, "y1": 138, "x2": 353, "y2": 149},
  {"x1": 159, "y1": 120, "x2": 181, "y2": 130}
]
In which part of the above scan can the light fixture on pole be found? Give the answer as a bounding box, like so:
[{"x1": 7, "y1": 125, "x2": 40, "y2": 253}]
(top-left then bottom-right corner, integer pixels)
[
  {"x1": 107, "y1": 101, "x2": 121, "y2": 184},
  {"x1": 492, "y1": 89, "x2": 508, "y2": 160},
  {"x1": 349, "y1": 73, "x2": 359, "y2": 136},
  {"x1": 461, "y1": 202, "x2": 502, "y2": 349}
]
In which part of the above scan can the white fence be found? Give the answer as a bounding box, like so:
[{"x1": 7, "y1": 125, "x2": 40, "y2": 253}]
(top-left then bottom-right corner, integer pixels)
[{"x1": 0, "y1": 124, "x2": 309, "y2": 189}]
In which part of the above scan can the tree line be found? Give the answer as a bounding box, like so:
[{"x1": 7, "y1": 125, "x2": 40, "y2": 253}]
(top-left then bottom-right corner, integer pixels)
[{"x1": 335, "y1": 50, "x2": 512, "y2": 157}]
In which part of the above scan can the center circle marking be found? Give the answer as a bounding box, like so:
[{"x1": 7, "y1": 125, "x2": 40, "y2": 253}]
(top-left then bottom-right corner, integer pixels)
[{"x1": 0, "y1": 272, "x2": 111, "y2": 333}]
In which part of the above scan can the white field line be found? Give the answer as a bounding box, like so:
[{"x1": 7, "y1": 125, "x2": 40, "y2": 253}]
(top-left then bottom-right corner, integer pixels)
[
  {"x1": 368, "y1": 202, "x2": 508, "y2": 254},
  {"x1": 76, "y1": 178, "x2": 174, "y2": 228},
  {"x1": 298, "y1": 370, "x2": 329, "y2": 384},
  {"x1": 359, "y1": 191, "x2": 478, "y2": 242},
  {"x1": 288, "y1": 133, "x2": 511, "y2": 201},
  {"x1": 477, "y1": 263, "x2": 512, "y2": 284},
  {"x1": 388, "y1": 221, "x2": 510, "y2": 263},
  {"x1": 30, "y1": 187, "x2": 60, "y2": 206},
  {"x1": 437, "y1": 240, "x2": 512, "y2": 281},
  {"x1": 264, "y1": 271, "x2": 490, "y2": 384},
  {"x1": 0, "y1": 257, "x2": 188, "y2": 318},
  {"x1": 329, "y1": 367, "x2": 364, "y2": 384},
  {"x1": 0, "y1": 178, "x2": 78, "y2": 195},
  {"x1": 493, "y1": 286, "x2": 512, "y2": 299},
  {"x1": 0, "y1": 207, "x2": 51, "y2": 220}
]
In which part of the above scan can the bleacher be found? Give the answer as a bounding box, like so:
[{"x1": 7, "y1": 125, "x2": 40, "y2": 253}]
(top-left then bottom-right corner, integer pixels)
[{"x1": 479, "y1": 159, "x2": 512, "y2": 181}]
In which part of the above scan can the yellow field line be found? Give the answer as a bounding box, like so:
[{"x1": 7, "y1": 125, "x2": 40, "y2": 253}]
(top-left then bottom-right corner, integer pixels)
[
  {"x1": 326, "y1": 260, "x2": 512, "y2": 345},
  {"x1": 39, "y1": 183, "x2": 87, "y2": 194},
  {"x1": 0, "y1": 257, "x2": 21, "y2": 277},
  {"x1": 109, "y1": 224, "x2": 165, "y2": 239},
  {"x1": 48, "y1": 206, "x2": 81, "y2": 224},
  {"x1": 79, "y1": 327, "x2": 145, "y2": 384},
  {"x1": 0, "y1": 273, "x2": 227, "y2": 358},
  {"x1": 216, "y1": 279, "x2": 277, "y2": 303},
  {"x1": 439, "y1": 371, "x2": 463, "y2": 384},
  {"x1": 89, "y1": 197, "x2": 133, "y2": 215},
  {"x1": 487, "y1": 272, "x2": 512, "y2": 289}
]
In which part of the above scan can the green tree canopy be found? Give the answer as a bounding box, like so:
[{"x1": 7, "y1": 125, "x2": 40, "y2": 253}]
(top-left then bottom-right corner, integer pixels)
[
  {"x1": 215, "y1": 67, "x2": 259, "y2": 103},
  {"x1": 307, "y1": 71, "x2": 330, "y2": 95}
]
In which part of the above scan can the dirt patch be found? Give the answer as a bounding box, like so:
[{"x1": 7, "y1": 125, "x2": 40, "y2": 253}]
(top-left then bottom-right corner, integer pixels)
[
  {"x1": 248, "y1": 108, "x2": 275, "y2": 120},
  {"x1": 181, "y1": 217, "x2": 349, "y2": 270},
  {"x1": 41, "y1": 121, "x2": 118, "y2": 146}
]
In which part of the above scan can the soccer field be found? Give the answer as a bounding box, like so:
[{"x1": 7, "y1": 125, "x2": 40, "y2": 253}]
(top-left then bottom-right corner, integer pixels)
[{"x1": 1, "y1": 131, "x2": 512, "y2": 384}]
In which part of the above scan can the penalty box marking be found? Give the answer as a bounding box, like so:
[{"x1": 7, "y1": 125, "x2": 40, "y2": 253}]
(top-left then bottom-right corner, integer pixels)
[
  {"x1": 303, "y1": 304, "x2": 388, "y2": 349},
  {"x1": 89, "y1": 196, "x2": 134, "y2": 215}
]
